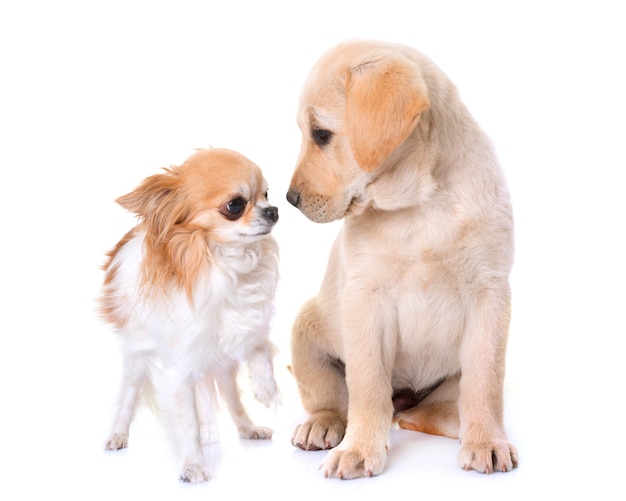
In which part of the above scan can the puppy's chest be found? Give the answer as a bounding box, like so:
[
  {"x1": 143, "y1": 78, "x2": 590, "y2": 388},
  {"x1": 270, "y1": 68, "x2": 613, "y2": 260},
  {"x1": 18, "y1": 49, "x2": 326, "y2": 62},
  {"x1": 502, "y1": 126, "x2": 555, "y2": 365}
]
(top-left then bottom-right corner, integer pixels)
[
  {"x1": 403, "y1": 251, "x2": 462, "y2": 292},
  {"x1": 354, "y1": 246, "x2": 463, "y2": 295},
  {"x1": 346, "y1": 217, "x2": 469, "y2": 293}
]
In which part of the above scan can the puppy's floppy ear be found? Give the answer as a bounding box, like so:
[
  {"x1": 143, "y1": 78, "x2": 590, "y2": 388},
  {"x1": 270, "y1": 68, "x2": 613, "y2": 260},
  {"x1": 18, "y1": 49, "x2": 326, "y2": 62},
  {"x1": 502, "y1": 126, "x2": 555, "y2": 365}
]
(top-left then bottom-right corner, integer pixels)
[{"x1": 345, "y1": 56, "x2": 430, "y2": 172}]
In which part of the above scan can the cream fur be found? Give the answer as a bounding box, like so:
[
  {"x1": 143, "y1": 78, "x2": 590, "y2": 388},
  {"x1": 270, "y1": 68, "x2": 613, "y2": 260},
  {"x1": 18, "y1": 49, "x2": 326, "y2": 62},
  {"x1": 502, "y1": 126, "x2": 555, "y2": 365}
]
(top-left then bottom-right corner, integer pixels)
[{"x1": 287, "y1": 40, "x2": 517, "y2": 478}]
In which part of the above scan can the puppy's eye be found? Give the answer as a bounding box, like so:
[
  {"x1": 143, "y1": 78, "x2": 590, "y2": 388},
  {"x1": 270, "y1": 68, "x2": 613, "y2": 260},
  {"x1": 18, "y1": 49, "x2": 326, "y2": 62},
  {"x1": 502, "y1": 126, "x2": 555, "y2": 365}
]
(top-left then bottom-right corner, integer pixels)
[
  {"x1": 223, "y1": 197, "x2": 247, "y2": 220},
  {"x1": 264, "y1": 190, "x2": 269, "y2": 200},
  {"x1": 312, "y1": 128, "x2": 332, "y2": 146}
]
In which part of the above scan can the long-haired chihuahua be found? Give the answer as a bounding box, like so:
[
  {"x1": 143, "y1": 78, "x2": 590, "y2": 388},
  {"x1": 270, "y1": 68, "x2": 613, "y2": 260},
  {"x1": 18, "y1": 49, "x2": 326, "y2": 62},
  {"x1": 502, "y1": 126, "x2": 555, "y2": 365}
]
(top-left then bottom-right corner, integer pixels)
[{"x1": 100, "y1": 148, "x2": 280, "y2": 483}]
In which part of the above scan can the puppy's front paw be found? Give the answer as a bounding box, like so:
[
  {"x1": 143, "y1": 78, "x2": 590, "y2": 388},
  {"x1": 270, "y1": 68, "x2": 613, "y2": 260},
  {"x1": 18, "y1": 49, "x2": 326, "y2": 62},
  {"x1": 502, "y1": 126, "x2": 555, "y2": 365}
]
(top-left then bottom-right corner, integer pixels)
[
  {"x1": 458, "y1": 439, "x2": 518, "y2": 473},
  {"x1": 104, "y1": 433, "x2": 128, "y2": 451},
  {"x1": 179, "y1": 464, "x2": 210, "y2": 484},
  {"x1": 291, "y1": 411, "x2": 346, "y2": 450},
  {"x1": 320, "y1": 443, "x2": 387, "y2": 480}
]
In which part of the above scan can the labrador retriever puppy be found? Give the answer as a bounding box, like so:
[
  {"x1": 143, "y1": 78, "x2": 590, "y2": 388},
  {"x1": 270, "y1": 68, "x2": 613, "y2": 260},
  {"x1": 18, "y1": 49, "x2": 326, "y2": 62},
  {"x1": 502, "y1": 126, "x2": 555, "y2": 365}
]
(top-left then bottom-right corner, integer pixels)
[{"x1": 286, "y1": 39, "x2": 518, "y2": 479}]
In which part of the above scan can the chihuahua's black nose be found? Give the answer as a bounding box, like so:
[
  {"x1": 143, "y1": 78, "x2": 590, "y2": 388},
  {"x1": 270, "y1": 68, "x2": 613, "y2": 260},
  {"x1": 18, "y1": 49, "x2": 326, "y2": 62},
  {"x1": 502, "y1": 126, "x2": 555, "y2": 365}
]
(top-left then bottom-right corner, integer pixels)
[
  {"x1": 286, "y1": 189, "x2": 300, "y2": 208},
  {"x1": 263, "y1": 206, "x2": 279, "y2": 223}
]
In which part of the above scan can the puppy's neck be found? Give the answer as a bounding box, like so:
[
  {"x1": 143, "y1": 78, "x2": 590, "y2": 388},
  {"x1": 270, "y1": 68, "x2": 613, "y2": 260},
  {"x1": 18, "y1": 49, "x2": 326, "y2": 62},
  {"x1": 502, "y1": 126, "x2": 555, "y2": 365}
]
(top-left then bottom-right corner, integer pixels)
[{"x1": 366, "y1": 145, "x2": 438, "y2": 212}]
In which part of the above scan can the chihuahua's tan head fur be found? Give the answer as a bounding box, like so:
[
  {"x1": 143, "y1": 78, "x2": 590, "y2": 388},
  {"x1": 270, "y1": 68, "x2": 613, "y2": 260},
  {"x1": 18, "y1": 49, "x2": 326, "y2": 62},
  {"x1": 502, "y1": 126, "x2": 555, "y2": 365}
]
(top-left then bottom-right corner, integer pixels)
[
  {"x1": 109, "y1": 148, "x2": 278, "y2": 302},
  {"x1": 287, "y1": 40, "x2": 430, "y2": 223}
]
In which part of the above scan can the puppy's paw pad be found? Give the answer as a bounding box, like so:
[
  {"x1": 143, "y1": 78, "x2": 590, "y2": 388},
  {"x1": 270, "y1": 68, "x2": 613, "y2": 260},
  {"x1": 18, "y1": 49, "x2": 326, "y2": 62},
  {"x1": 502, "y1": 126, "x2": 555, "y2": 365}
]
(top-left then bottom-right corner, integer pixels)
[
  {"x1": 458, "y1": 440, "x2": 518, "y2": 473},
  {"x1": 321, "y1": 446, "x2": 386, "y2": 480},
  {"x1": 179, "y1": 464, "x2": 210, "y2": 484},
  {"x1": 291, "y1": 412, "x2": 346, "y2": 451},
  {"x1": 104, "y1": 433, "x2": 128, "y2": 451}
]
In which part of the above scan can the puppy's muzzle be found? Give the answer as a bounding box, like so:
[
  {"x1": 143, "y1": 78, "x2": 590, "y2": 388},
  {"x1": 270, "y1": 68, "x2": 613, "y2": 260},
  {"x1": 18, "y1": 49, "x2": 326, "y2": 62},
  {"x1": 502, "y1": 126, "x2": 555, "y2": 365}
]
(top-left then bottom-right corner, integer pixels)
[
  {"x1": 263, "y1": 206, "x2": 279, "y2": 223},
  {"x1": 286, "y1": 189, "x2": 300, "y2": 208}
]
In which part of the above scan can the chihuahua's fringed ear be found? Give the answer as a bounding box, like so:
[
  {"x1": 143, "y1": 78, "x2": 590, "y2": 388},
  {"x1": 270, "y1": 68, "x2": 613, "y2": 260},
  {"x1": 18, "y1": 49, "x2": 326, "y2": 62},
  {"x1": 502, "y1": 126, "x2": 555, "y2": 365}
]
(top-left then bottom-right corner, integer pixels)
[
  {"x1": 116, "y1": 168, "x2": 187, "y2": 238},
  {"x1": 168, "y1": 227, "x2": 211, "y2": 303},
  {"x1": 116, "y1": 168, "x2": 177, "y2": 216},
  {"x1": 118, "y1": 168, "x2": 210, "y2": 302}
]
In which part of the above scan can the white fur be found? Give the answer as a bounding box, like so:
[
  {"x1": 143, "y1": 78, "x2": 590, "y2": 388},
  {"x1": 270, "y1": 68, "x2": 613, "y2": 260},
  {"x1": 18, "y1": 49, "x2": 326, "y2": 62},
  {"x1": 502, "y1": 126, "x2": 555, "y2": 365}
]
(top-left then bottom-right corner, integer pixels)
[
  {"x1": 101, "y1": 149, "x2": 280, "y2": 483},
  {"x1": 104, "y1": 234, "x2": 279, "y2": 482}
]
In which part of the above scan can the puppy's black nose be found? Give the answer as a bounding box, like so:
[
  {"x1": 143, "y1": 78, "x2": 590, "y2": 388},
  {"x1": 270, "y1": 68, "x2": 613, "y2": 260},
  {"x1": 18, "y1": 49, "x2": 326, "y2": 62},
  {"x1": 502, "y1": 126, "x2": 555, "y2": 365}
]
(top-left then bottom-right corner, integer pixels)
[
  {"x1": 286, "y1": 189, "x2": 300, "y2": 208},
  {"x1": 263, "y1": 206, "x2": 279, "y2": 223}
]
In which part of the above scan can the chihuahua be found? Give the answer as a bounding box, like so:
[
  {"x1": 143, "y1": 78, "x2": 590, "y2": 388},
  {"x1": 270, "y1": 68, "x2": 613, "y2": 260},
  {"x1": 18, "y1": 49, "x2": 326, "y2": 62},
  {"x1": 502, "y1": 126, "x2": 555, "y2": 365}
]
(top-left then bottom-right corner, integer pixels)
[{"x1": 100, "y1": 148, "x2": 280, "y2": 483}]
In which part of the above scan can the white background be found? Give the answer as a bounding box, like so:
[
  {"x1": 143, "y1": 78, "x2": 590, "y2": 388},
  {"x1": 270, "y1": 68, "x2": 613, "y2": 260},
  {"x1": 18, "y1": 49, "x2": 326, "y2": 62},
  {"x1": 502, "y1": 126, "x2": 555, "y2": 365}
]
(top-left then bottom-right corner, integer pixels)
[{"x1": 1, "y1": 1, "x2": 624, "y2": 498}]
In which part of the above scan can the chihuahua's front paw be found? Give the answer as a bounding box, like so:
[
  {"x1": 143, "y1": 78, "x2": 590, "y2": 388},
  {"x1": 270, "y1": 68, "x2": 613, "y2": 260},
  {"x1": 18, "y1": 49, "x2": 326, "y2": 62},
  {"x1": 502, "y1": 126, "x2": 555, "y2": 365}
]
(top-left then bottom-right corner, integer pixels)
[
  {"x1": 238, "y1": 424, "x2": 273, "y2": 440},
  {"x1": 179, "y1": 464, "x2": 210, "y2": 484},
  {"x1": 104, "y1": 433, "x2": 128, "y2": 451},
  {"x1": 251, "y1": 375, "x2": 279, "y2": 408}
]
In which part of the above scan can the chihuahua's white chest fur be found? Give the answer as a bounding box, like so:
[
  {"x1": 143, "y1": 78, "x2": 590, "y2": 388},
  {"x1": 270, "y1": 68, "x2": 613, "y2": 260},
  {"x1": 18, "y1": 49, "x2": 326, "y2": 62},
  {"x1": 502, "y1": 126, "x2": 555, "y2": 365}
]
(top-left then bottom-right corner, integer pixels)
[
  {"x1": 101, "y1": 148, "x2": 280, "y2": 484},
  {"x1": 111, "y1": 231, "x2": 279, "y2": 369}
]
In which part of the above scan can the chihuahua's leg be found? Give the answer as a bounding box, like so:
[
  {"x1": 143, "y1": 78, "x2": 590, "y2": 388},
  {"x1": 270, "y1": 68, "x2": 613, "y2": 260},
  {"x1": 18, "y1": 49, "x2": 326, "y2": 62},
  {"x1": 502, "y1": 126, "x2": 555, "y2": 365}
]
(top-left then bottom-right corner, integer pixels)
[
  {"x1": 216, "y1": 362, "x2": 273, "y2": 439},
  {"x1": 157, "y1": 369, "x2": 209, "y2": 483},
  {"x1": 104, "y1": 355, "x2": 147, "y2": 451},
  {"x1": 290, "y1": 298, "x2": 349, "y2": 451},
  {"x1": 246, "y1": 339, "x2": 279, "y2": 408}
]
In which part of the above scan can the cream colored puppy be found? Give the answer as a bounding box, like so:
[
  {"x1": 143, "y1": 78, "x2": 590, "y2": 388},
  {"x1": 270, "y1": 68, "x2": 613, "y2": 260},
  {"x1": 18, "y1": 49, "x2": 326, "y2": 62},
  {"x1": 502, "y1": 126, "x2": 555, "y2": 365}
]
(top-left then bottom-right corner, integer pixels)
[{"x1": 286, "y1": 40, "x2": 517, "y2": 479}]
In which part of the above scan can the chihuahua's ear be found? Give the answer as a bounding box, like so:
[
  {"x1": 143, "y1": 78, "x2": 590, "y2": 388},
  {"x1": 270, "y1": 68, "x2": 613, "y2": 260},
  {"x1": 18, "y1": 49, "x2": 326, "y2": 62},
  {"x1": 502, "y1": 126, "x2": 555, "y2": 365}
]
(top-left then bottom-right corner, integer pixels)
[
  {"x1": 116, "y1": 168, "x2": 186, "y2": 236},
  {"x1": 116, "y1": 168, "x2": 177, "y2": 216},
  {"x1": 168, "y1": 226, "x2": 211, "y2": 303},
  {"x1": 345, "y1": 55, "x2": 430, "y2": 172}
]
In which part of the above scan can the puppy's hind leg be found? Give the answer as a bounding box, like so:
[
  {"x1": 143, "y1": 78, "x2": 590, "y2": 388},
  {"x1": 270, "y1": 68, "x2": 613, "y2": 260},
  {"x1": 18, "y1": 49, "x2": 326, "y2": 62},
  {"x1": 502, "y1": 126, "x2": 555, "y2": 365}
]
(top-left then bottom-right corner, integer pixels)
[
  {"x1": 394, "y1": 375, "x2": 461, "y2": 439},
  {"x1": 290, "y1": 299, "x2": 349, "y2": 451},
  {"x1": 104, "y1": 355, "x2": 148, "y2": 451},
  {"x1": 215, "y1": 362, "x2": 274, "y2": 440}
]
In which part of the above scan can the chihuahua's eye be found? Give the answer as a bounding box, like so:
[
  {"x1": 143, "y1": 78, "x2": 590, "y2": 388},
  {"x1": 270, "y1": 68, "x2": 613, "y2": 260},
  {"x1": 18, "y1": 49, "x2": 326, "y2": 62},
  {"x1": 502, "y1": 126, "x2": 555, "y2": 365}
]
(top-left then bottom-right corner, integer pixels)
[
  {"x1": 264, "y1": 190, "x2": 269, "y2": 200},
  {"x1": 312, "y1": 128, "x2": 332, "y2": 146},
  {"x1": 224, "y1": 197, "x2": 247, "y2": 220},
  {"x1": 227, "y1": 197, "x2": 246, "y2": 214}
]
